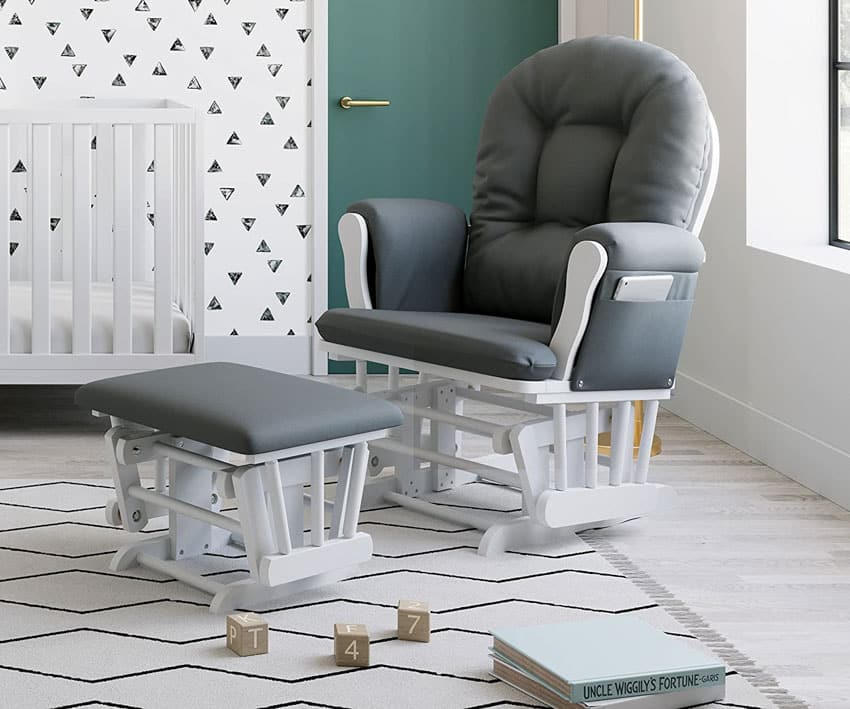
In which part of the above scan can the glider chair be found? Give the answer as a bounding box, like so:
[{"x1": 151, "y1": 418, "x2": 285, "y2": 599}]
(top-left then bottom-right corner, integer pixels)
[{"x1": 317, "y1": 36, "x2": 719, "y2": 556}]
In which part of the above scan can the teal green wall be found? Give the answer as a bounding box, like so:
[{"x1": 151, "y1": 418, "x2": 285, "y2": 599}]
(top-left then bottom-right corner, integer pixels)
[{"x1": 328, "y1": 0, "x2": 558, "y2": 372}]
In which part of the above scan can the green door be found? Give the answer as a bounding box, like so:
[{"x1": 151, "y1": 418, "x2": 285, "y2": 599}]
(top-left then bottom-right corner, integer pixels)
[{"x1": 328, "y1": 0, "x2": 558, "y2": 371}]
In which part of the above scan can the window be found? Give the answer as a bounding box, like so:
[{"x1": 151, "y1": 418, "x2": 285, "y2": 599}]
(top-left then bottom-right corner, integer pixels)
[{"x1": 832, "y1": 0, "x2": 850, "y2": 248}]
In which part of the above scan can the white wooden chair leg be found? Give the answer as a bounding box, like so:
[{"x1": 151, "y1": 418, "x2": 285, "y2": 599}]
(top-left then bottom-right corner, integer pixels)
[
  {"x1": 311, "y1": 451, "x2": 325, "y2": 546},
  {"x1": 635, "y1": 400, "x2": 660, "y2": 484},
  {"x1": 585, "y1": 402, "x2": 599, "y2": 489},
  {"x1": 509, "y1": 421, "x2": 554, "y2": 519},
  {"x1": 106, "y1": 427, "x2": 147, "y2": 532},
  {"x1": 609, "y1": 401, "x2": 632, "y2": 487},
  {"x1": 388, "y1": 365, "x2": 400, "y2": 391},
  {"x1": 233, "y1": 465, "x2": 278, "y2": 577},
  {"x1": 355, "y1": 360, "x2": 367, "y2": 392},
  {"x1": 264, "y1": 460, "x2": 293, "y2": 555},
  {"x1": 553, "y1": 404, "x2": 568, "y2": 491},
  {"x1": 343, "y1": 442, "x2": 369, "y2": 538}
]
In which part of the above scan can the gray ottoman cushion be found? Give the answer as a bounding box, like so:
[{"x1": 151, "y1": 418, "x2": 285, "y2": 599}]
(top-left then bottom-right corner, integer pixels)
[
  {"x1": 75, "y1": 362, "x2": 404, "y2": 455},
  {"x1": 316, "y1": 309, "x2": 557, "y2": 381}
]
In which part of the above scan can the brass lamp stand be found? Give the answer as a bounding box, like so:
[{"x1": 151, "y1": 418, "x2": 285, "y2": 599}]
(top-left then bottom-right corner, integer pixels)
[{"x1": 597, "y1": 0, "x2": 663, "y2": 460}]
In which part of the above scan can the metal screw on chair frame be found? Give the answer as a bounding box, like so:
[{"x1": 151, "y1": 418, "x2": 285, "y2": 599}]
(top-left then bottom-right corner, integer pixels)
[{"x1": 131, "y1": 510, "x2": 141, "y2": 522}]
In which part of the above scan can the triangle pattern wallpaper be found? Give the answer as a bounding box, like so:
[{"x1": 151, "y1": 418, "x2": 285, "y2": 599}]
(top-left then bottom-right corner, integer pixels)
[{"x1": 0, "y1": 0, "x2": 314, "y2": 338}]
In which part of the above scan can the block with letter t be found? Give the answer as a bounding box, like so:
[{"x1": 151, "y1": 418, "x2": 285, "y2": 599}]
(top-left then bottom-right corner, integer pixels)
[{"x1": 226, "y1": 612, "x2": 269, "y2": 656}]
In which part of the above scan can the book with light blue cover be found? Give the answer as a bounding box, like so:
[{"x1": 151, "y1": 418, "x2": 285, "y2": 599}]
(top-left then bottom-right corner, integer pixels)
[{"x1": 491, "y1": 617, "x2": 725, "y2": 704}]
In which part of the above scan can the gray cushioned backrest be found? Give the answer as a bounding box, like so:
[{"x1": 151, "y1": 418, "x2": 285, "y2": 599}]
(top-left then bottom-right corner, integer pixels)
[{"x1": 464, "y1": 36, "x2": 711, "y2": 323}]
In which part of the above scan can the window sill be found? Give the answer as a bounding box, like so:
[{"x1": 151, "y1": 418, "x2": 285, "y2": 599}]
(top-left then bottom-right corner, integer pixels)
[{"x1": 748, "y1": 242, "x2": 850, "y2": 275}]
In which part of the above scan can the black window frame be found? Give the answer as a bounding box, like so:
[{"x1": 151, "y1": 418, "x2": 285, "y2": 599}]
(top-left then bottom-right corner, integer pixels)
[{"x1": 831, "y1": 0, "x2": 850, "y2": 249}]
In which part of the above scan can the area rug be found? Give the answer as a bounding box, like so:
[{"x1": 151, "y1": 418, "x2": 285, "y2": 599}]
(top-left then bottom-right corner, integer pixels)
[{"x1": 0, "y1": 480, "x2": 802, "y2": 709}]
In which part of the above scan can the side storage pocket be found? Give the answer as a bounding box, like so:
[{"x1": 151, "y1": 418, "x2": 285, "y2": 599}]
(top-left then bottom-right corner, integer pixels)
[{"x1": 569, "y1": 298, "x2": 694, "y2": 392}]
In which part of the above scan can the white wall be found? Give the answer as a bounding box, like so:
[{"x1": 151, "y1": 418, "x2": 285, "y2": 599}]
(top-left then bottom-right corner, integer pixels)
[{"x1": 611, "y1": 0, "x2": 850, "y2": 509}]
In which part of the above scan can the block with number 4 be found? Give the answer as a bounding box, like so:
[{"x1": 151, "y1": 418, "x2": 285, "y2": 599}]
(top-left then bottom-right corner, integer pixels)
[
  {"x1": 398, "y1": 600, "x2": 430, "y2": 642},
  {"x1": 226, "y1": 613, "x2": 269, "y2": 657},
  {"x1": 334, "y1": 623, "x2": 370, "y2": 667}
]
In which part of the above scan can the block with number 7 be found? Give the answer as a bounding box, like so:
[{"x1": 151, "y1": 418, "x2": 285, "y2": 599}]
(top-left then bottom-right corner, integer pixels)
[
  {"x1": 334, "y1": 623, "x2": 370, "y2": 667},
  {"x1": 398, "y1": 600, "x2": 430, "y2": 642}
]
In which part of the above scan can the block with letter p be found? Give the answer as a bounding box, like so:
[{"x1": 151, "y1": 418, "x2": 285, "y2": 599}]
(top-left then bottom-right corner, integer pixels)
[
  {"x1": 226, "y1": 612, "x2": 269, "y2": 656},
  {"x1": 398, "y1": 600, "x2": 430, "y2": 642}
]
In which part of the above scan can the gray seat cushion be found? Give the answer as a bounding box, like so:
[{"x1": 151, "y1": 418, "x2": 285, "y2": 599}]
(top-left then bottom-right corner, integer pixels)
[
  {"x1": 75, "y1": 363, "x2": 404, "y2": 455},
  {"x1": 317, "y1": 310, "x2": 557, "y2": 381},
  {"x1": 465, "y1": 36, "x2": 711, "y2": 323}
]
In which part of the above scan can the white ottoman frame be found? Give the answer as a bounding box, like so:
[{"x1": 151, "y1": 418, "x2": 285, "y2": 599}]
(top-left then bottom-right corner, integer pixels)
[{"x1": 100, "y1": 414, "x2": 386, "y2": 613}]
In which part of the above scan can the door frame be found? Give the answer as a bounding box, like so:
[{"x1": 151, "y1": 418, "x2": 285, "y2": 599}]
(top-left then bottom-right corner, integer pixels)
[{"x1": 309, "y1": 0, "x2": 576, "y2": 375}]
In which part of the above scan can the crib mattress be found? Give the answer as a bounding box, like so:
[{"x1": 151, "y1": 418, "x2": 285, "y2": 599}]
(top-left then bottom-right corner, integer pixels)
[{"x1": 8, "y1": 282, "x2": 192, "y2": 354}]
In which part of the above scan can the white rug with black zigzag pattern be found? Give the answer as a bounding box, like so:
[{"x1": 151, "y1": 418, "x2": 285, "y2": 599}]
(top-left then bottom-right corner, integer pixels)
[{"x1": 0, "y1": 480, "x2": 801, "y2": 709}]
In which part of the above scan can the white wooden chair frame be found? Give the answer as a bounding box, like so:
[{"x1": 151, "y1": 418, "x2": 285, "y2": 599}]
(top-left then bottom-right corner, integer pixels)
[
  {"x1": 321, "y1": 115, "x2": 719, "y2": 557},
  {"x1": 101, "y1": 413, "x2": 386, "y2": 613}
]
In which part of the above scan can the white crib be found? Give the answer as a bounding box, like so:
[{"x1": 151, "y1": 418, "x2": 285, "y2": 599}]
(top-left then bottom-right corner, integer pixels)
[{"x1": 0, "y1": 100, "x2": 204, "y2": 384}]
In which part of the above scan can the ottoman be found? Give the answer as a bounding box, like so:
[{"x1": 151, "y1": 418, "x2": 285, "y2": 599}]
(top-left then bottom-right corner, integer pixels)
[{"x1": 76, "y1": 362, "x2": 403, "y2": 613}]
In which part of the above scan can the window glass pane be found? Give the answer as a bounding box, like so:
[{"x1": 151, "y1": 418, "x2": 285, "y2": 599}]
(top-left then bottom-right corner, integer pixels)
[
  {"x1": 838, "y1": 70, "x2": 850, "y2": 241},
  {"x1": 841, "y1": 0, "x2": 850, "y2": 61}
]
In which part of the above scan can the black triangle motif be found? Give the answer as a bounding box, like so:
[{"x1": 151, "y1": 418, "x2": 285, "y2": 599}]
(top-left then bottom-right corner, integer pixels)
[
  {"x1": 61, "y1": 44, "x2": 74, "y2": 57},
  {"x1": 147, "y1": 213, "x2": 155, "y2": 226},
  {"x1": 200, "y1": 46, "x2": 214, "y2": 59},
  {"x1": 297, "y1": 29, "x2": 312, "y2": 43},
  {"x1": 208, "y1": 160, "x2": 222, "y2": 173},
  {"x1": 276, "y1": 204, "x2": 289, "y2": 216},
  {"x1": 230, "y1": 329, "x2": 239, "y2": 336},
  {"x1": 112, "y1": 74, "x2": 126, "y2": 87},
  {"x1": 32, "y1": 76, "x2": 47, "y2": 89},
  {"x1": 256, "y1": 173, "x2": 270, "y2": 187},
  {"x1": 50, "y1": 217, "x2": 61, "y2": 232},
  {"x1": 72, "y1": 64, "x2": 87, "y2": 77},
  {"x1": 207, "y1": 101, "x2": 221, "y2": 114},
  {"x1": 268, "y1": 64, "x2": 282, "y2": 77},
  {"x1": 9, "y1": 242, "x2": 19, "y2": 255},
  {"x1": 205, "y1": 209, "x2": 217, "y2": 221},
  {"x1": 101, "y1": 28, "x2": 116, "y2": 43},
  {"x1": 136, "y1": 0, "x2": 150, "y2": 11},
  {"x1": 124, "y1": 54, "x2": 137, "y2": 67},
  {"x1": 9, "y1": 13, "x2": 21, "y2": 25},
  {"x1": 207, "y1": 297, "x2": 222, "y2": 311},
  {"x1": 147, "y1": 160, "x2": 155, "y2": 172},
  {"x1": 187, "y1": 76, "x2": 201, "y2": 90},
  {"x1": 256, "y1": 240, "x2": 270, "y2": 253},
  {"x1": 260, "y1": 308, "x2": 274, "y2": 321},
  {"x1": 228, "y1": 272, "x2": 242, "y2": 285},
  {"x1": 171, "y1": 38, "x2": 185, "y2": 51},
  {"x1": 204, "y1": 242, "x2": 214, "y2": 255},
  {"x1": 257, "y1": 44, "x2": 270, "y2": 57},
  {"x1": 188, "y1": 0, "x2": 202, "y2": 10},
  {"x1": 260, "y1": 112, "x2": 274, "y2": 125},
  {"x1": 268, "y1": 260, "x2": 282, "y2": 273},
  {"x1": 283, "y1": 137, "x2": 298, "y2": 149},
  {"x1": 12, "y1": 160, "x2": 26, "y2": 173},
  {"x1": 276, "y1": 9, "x2": 289, "y2": 20},
  {"x1": 220, "y1": 187, "x2": 235, "y2": 200},
  {"x1": 241, "y1": 217, "x2": 255, "y2": 231},
  {"x1": 148, "y1": 18, "x2": 161, "y2": 30},
  {"x1": 228, "y1": 76, "x2": 242, "y2": 90},
  {"x1": 226, "y1": 132, "x2": 241, "y2": 145},
  {"x1": 241, "y1": 22, "x2": 256, "y2": 35},
  {"x1": 276, "y1": 292, "x2": 290, "y2": 306},
  {"x1": 153, "y1": 62, "x2": 166, "y2": 76},
  {"x1": 80, "y1": 9, "x2": 93, "y2": 20},
  {"x1": 287, "y1": 330, "x2": 295, "y2": 336},
  {"x1": 297, "y1": 225, "x2": 312, "y2": 238},
  {"x1": 4, "y1": 47, "x2": 18, "y2": 60},
  {"x1": 291, "y1": 185, "x2": 305, "y2": 198},
  {"x1": 276, "y1": 96, "x2": 290, "y2": 109},
  {"x1": 46, "y1": 22, "x2": 61, "y2": 35},
  {"x1": 204, "y1": 13, "x2": 217, "y2": 25},
  {"x1": 10, "y1": 208, "x2": 22, "y2": 221}
]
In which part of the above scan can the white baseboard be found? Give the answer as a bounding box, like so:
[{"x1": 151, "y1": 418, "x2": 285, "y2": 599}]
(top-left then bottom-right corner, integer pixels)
[
  {"x1": 667, "y1": 372, "x2": 850, "y2": 511},
  {"x1": 205, "y1": 335, "x2": 311, "y2": 375}
]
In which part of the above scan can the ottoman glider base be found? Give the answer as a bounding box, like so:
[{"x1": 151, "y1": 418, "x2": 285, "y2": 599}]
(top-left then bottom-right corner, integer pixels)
[{"x1": 76, "y1": 363, "x2": 403, "y2": 613}]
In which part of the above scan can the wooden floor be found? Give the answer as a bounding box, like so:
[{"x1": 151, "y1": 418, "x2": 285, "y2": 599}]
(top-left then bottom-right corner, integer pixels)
[{"x1": 1, "y1": 381, "x2": 848, "y2": 708}]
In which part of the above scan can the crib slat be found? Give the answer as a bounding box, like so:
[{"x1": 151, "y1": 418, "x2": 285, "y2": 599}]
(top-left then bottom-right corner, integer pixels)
[
  {"x1": 154, "y1": 124, "x2": 173, "y2": 354},
  {"x1": 0, "y1": 125, "x2": 9, "y2": 354},
  {"x1": 113, "y1": 125, "x2": 133, "y2": 354},
  {"x1": 95, "y1": 124, "x2": 114, "y2": 283},
  {"x1": 49, "y1": 125, "x2": 63, "y2": 278},
  {"x1": 30, "y1": 124, "x2": 52, "y2": 354},
  {"x1": 72, "y1": 124, "x2": 92, "y2": 354},
  {"x1": 61, "y1": 125, "x2": 74, "y2": 280},
  {"x1": 132, "y1": 125, "x2": 148, "y2": 281}
]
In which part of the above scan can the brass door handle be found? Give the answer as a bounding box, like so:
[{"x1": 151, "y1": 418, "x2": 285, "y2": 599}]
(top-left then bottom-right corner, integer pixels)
[{"x1": 340, "y1": 96, "x2": 391, "y2": 110}]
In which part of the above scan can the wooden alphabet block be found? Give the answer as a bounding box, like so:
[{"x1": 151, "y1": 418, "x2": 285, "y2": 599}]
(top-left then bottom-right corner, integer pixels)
[
  {"x1": 334, "y1": 623, "x2": 370, "y2": 667},
  {"x1": 226, "y1": 612, "x2": 269, "y2": 657},
  {"x1": 398, "y1": 600, "x2": 430, "y2": 642}
]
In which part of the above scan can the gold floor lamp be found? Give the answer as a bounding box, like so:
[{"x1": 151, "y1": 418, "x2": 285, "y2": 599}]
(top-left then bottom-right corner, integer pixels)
[{"x1": 597, "y1": 0, "x2": 663, "y2": 459}]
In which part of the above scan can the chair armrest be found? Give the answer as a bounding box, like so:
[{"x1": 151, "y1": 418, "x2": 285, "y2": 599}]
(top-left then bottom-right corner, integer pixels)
[
  {"x1": 342, "y1": 199, "x2": 468, "y2": 311},
  {"x1": 550, "y1": 222, "x2": 705, "y2": 386}
]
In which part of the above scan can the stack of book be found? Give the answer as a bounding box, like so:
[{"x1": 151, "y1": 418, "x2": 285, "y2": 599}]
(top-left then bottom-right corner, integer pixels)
[{"x1": 490, "y1": 617, "x2": 726, "y2": 708}]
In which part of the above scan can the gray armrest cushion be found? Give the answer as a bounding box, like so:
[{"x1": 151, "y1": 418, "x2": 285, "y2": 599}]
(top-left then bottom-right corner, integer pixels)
[
  {"x1": 551, "y1": 222, "x2": 705, "y2": 332},
  {"x1": 573, "y1": 222, "x2": 706, "y2": 272},
  {"x1": 348, "y1": 198, "x2": 468, "y2": 312}
]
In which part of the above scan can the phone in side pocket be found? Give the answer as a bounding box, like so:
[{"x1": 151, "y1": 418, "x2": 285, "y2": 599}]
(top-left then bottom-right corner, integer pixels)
[{"x1": 612, "y1": 275, "x2": 674, "y2": 302}]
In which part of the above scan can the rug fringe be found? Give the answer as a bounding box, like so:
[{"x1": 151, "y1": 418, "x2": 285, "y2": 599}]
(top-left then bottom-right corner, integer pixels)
[{"x1": 580, "y1": 531, "x2": 809, "y2": 709}]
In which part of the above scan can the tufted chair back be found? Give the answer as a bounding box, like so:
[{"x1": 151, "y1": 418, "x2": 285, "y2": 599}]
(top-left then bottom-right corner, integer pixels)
[{"x1": 463, "y1": 36, "x2": 713, "y2": 324}]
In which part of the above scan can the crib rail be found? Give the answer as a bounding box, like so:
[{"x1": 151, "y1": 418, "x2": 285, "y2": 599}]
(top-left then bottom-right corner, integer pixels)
[{"x1": 0, "y1": 100, "x2": 204, "y2": 383}]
